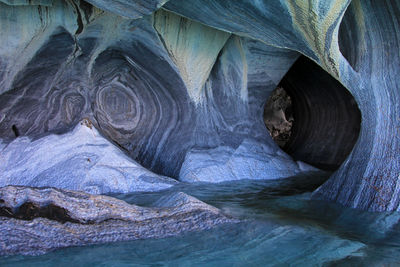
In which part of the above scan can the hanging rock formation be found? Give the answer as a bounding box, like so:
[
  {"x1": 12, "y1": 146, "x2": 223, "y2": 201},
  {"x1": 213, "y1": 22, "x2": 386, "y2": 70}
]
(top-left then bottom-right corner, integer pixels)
[{"x1": 0, "y1": 0, "x2": 398, "y2": 213}]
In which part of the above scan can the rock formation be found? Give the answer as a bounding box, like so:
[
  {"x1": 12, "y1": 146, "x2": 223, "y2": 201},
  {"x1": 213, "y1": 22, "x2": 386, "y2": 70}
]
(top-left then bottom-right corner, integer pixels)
[
  {"x1": 163, "y1": 0, "x2": 400, "y2": 212},
  {"x1": 180, "y1": 139, "x2": 318, "y2": 183},
  {"x1": 0, "y1": 119, "x2": 177, "y2": 194},
  {"x1": 0, "y1": 186, "x2": 235, "y2": 256},
  {"x1": 0, "y1": 0, "x2": 399, "y2": 212},
  {"x1": 263, "y1": 87, "x2": 293, "y2": 147}
]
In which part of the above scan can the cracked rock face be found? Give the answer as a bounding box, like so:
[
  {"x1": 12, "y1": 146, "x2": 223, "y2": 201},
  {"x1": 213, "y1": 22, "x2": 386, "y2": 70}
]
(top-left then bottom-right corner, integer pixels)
[
  {"x1": 0, "y1": 186, "x2": 235, "y2": 256},
  {"x1": 0, "y1": 0, "x2": 399, "y2": 214}
]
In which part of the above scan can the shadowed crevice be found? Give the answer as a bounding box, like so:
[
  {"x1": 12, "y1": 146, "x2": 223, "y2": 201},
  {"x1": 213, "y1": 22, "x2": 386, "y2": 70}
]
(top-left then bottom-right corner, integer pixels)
[
  {"x1": 338, "y1": 0, "x2": 364, "y2": 72},
  {"x1": 273, "y1": 56, "x2": 361, "y2": 171},
  {"x1": 0, "y1": 201, "x2": 80, "y2": 224}
]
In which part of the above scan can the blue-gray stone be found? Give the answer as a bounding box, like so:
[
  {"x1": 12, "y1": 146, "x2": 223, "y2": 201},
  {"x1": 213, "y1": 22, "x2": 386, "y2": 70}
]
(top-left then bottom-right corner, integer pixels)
[
  {"x1": 164, "y1": 0, "x2": 400, "y2": 211},
  {"x1": 0, "y1": 120, "x2": 177, "y2": 194},
  {"x1": 0, "y1": 0, "x2": 398, "y2": 212},
  {"x1": 0, "y1": 0, "x2": 53, "y2": 6},
  {"x1": 84, "y1": 0, "x2": 168, "y2": 19}
]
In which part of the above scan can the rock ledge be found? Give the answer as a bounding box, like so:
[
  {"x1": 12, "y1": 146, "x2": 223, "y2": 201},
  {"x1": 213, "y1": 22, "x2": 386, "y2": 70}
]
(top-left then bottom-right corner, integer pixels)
[{"x1": 0, "y1": 186, "x2": 235, "y2": 256}]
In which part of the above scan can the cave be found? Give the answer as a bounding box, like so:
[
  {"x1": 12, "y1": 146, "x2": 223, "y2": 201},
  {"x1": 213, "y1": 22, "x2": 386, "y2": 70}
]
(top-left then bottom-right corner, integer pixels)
[
  {"x1": 264, "y1": 56, "x2": 362, "y2": 171},
  {"x1": 0, "y1": 0, "x2": 399, "y2": 264}
]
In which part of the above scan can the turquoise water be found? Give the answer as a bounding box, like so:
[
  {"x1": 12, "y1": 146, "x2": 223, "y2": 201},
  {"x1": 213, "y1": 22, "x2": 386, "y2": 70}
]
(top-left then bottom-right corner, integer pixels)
[{"x1": 1, "y1": 173, "x2": 400, "y2": 266}]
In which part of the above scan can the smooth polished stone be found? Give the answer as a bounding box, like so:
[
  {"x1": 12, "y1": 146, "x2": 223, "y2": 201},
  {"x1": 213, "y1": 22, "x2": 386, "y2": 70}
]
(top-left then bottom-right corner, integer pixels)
[
  {"x1": 0, "y1": 120, "x2": 178, "y2": 194},
  {"x1": 180, "y1": 138, "x2": 318, "y2": 183}
]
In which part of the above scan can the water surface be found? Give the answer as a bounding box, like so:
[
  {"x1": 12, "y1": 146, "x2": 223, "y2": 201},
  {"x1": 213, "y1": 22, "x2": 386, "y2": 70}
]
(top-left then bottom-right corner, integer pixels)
[{"x1": 1, "y1": 172, "x2": 400, "y2": 266}]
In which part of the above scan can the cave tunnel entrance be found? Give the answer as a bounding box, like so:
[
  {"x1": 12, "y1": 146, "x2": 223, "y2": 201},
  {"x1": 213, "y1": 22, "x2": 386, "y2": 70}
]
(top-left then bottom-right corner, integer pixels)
[{"x1": 264, "y1": 56, "x2": 361, "y2": 171}]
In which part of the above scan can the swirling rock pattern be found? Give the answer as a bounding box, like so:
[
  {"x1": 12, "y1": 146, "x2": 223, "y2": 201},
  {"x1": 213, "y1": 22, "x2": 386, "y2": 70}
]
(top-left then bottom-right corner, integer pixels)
[
  {"x1": 0, "y1": 0, "x2": 398, "y2": 212},
  {"x1": 0, "y1": 2, "x2": 303, "y2": 181},
  {"x1": 313, "y1": 0, "x2": 400, "y2": 212},
  {"x1": 0, "y1": 186, "x2": 235, "y2": 256},
  {"x1": 164, "y1": 0, "x2": 400, "y2": 211}
]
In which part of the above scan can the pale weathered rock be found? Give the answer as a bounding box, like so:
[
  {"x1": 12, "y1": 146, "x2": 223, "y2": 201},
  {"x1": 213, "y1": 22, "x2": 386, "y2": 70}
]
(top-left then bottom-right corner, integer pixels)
[
  {"x1": 180, "y1": 138, "x2": 318, "y2": 183},
  {"x1": 0, "y1": 120, "x2": 178, "y2": 194},
  {"x1": 154, "y1": 9, "x2": 230, "y2": 104},
  {"x1": 0, "y1": 186, "x2": 236, "y2": 256}
]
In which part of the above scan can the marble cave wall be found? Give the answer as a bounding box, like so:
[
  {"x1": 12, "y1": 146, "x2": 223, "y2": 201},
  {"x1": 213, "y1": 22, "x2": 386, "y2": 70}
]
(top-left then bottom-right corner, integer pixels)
[{"x1": 0, "y1": 0, "x2": 399, "y2": 212}]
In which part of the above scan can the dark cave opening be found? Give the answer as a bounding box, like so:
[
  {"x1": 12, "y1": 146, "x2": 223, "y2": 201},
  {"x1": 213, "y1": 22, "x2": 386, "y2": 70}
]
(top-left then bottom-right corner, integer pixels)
[{"x1": 264, "y1": 56, "x2": 361, "y2": 171}]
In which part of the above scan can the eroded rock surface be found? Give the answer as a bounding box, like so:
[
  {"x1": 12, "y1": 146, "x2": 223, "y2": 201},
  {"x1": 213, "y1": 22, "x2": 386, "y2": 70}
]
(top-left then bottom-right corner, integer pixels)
[
  {"x1": 84, "y1": 0, "x2": 169, "y2": 19},
  {"x1": 180, "y1": 139, "x2": 318, "y2": 183},
  {"x1": 0, "y1": 1, "x2": 306, "y2": 182},
  {"x1": 263, "y1": 87, "x2": 293, "y2": 147},
  {"x1": 164, "y1": 0, "x2": 400, "y2": 212},
  {"x1": 0, "y1": 120, "x2": 177, "y2": 194},
  {"x1": 0, "y1": 186, "x2": 235, "y2": 256},
  {"x1": 0, "y1": 0, "x2": 398, "y2": 212}
]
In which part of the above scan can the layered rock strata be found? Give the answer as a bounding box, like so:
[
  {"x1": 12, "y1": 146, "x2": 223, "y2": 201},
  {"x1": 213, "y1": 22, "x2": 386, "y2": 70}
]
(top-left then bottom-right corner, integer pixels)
[
  {"x1": 162, "y1": 0, "x2": 400, "y2": 211},
  {"x1": 0, "y1": 1, "x2": 305, "y2": 182},
  {"x1": 0, "y1": 186, "x2": 235, "y2": 256}
]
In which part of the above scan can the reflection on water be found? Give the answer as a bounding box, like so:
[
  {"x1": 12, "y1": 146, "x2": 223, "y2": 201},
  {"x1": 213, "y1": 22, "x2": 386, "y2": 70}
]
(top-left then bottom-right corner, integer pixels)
[{"x1": 1, "y1": 172, "x2": 400, "y2": 266}]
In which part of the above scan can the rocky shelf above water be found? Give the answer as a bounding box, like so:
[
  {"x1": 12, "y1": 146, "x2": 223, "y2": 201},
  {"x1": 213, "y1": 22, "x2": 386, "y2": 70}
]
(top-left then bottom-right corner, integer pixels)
[{"x1": 0, "y1": 186, "x2": 236, "y2": 256}]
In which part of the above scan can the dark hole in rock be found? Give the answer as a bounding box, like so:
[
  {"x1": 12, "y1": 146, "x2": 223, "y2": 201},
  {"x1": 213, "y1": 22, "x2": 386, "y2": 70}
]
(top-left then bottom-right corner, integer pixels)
[
  {"x1": 264, "y1": 56, "x2": 361, "y2": 171},
  {"x1": 11, "y1": 124, "x2": 19, "y2": 137},
  {"x1": 0, "y1": 201, "x2": 80, "y2": 224}
]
